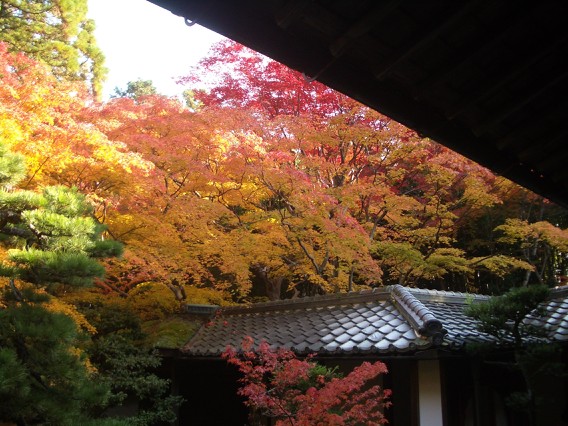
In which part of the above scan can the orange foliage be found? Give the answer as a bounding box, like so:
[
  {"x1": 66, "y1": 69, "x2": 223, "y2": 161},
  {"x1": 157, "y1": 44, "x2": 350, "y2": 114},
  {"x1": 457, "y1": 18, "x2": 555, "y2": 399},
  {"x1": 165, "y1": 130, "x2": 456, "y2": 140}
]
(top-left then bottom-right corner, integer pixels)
[{"x1": 3, "y1": 41, "x2": 567, "y2": 301}]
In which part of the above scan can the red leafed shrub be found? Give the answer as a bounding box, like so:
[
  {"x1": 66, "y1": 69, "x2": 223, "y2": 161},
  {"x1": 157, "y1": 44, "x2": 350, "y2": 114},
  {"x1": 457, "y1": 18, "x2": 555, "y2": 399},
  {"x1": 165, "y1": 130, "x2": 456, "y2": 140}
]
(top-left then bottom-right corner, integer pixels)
[{"x1": 222, "y1": 337, "x2": 391, "y2": 425}]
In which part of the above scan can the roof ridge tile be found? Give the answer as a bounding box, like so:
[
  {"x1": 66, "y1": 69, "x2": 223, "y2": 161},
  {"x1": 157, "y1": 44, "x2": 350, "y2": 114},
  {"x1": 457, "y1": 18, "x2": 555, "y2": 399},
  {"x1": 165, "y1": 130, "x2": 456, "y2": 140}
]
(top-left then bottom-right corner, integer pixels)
[
  {"x1": 389, "y1": 285, "x2": 447, "y2": 345},
  {"x1": 550, "y1": 285, "x2": 568, "y2": 299},
  {"x1": 405, "y1": 286, "x2": 491, "y2": 303},
  {"x1": 222, "y1": 287, "x2": 391, "y2": 314}
]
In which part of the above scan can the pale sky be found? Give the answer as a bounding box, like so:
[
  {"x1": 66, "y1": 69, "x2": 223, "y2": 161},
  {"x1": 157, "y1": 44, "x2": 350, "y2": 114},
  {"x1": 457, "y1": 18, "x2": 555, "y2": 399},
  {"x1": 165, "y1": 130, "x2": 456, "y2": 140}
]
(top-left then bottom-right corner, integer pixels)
[{"x1": 87, "y1": 0, "x2": 225, "y2": 99}]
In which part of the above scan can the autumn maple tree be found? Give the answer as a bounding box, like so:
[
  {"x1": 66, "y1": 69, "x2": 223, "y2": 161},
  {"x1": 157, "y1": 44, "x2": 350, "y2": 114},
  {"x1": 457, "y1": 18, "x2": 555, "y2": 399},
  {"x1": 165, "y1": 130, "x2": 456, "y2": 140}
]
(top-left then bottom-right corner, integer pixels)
[
  {"x1": 223, "y1": 338, "x2": 391, "y2": 426},
  {"x1": 0, "y1": 46, "x2": 182, "y2": 425},
  {"x1": 179, "y1": 39, "x2": 567, "y2": 296},
  {"x1": 43, "y1": 37, "x2": 566, "y2": 303},
  {"x1": 3, "y1": 33, "x2": 561, "y2": 303},
  {"x1": 4, "y1": 29, "x2": 567, "y2": 305},
  {"x1": 1, "y1": 20, "x2": 567, "y2": 424},
  {"x1": 1, "y1": 43, "x2": 154, "y2": 293},
  {"x1": 177, "y1": 42, "x2": 390, "y2": 296}
]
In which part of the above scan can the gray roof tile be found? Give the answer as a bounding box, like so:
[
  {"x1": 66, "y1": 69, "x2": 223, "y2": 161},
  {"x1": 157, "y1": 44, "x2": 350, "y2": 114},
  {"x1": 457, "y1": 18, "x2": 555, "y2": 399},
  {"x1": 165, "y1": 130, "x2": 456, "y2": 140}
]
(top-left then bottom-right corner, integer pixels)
[
  {"x1": 351, "y1": 332, "x2": 368, "y2": 343},
  {"x1": 183, "y1": 285, "x2": 568, "y2": 357},
  {"x1": 368, "y1": 332, "x2": 382, "y2": 343},
  {"x1": 340, "y1": 341, "x2": 357, "y2": 352},
  {"x1": 523, "y1": 287, "x2": 568, "y2": 342},
  {"x1": 357, "y1": 340, "x2": 374, "y2": 351}
]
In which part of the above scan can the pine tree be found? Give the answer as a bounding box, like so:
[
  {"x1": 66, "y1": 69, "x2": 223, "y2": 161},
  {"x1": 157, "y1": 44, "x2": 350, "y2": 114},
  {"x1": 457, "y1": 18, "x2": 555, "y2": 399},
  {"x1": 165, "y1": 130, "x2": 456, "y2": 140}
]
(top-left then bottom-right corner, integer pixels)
[
  {"x1": 0, "y1": 0, "x2": 107, "y2": 98},
  {"x1": 112, "y1": 79, "x2": 158, "y2": 101},
  {"x1": 466, "y1": 285, "x2": 567, "y2": 425},
  {"x1": 0, "y1": 141, "x2": 123, "y2": 424}
]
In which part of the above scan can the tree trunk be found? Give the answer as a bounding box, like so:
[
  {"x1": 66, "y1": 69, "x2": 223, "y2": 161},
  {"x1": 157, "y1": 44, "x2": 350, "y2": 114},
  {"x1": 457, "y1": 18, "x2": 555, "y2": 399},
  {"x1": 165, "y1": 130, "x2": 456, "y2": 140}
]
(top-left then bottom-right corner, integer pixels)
[{"x1": 254, "y1": 266, "x2": 284, "y2": 301}]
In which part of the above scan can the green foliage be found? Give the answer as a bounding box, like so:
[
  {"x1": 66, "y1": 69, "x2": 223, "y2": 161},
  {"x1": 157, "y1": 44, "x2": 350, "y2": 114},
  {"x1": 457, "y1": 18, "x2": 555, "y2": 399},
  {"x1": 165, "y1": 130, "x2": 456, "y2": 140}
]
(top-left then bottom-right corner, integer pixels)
[
  {"x1": 0, "y1": 143, "x2": 26, "y2": 187},
  {"x1": 0, "y1": 348, "x2": 30, "y2": 417},
  {"x1": 22, "y1": 209, "x2": 96, "y2": 243},
  {"x1": 470, "y1": 255, "x2": 534, "y2": 278},
  {"x1": 65, "y1": 284, "x2": 203, "y2": 348},
  {"x1": 465, "y1": 285, "x2": 566, "y2": 424},
  {"x1": 73, "y1": 298, "x2": 144, "y2": 338},
  {"x1": 0, "y1": 301, "x2": 110, "y2": 425},
  {"x1": 516, "y1": 343, "x2": 568, "y2": 379},
  {"x1": 113, "y1": 79, "x2": 158, "y2": 100},
  {"x1": 42, "y1": 185, "x2": 94, "y2": 217},
  {"x1": 374, "y1": 242, "x2": 468, "y2": 283},
  {"x1": 88, "y1": 239, "x2": 125, "y2": 258},
  {"x1": 0, "y1": 0, "x2": 107, "y2": 97},
  {"x1": 9, "y1": 249, "x2": 106, "y2": 287},
  {"x1": 81, "y1": 302, "x2": 184, "y2": 425},
  {"x1": 0, "y1": 159, "x2": 122, "y2": 288},
  {"x1": 142, "y1": 317, "x2": 202, "y2": 349},
  {"x1": 428, "y1": 248, "x2": 471, "y2": 275},
  {"x1": 295, "y1": 363, "x2": 342, "y2": 393},
  {"x1": 91, "y1": 333, "x2": 162, "y2": 398},
  {"x1": 503, "y1": 343, "x2": 567, "y2": 418},
  {"x1": 465, "y1": 285, "x2": 549, "y2": 345},
  {"x1": 0, "y1": 189, "x2": 43, "y2": 212},
  {"x1": 0, "y1": 142, "x2": 133, "y2": 424}
]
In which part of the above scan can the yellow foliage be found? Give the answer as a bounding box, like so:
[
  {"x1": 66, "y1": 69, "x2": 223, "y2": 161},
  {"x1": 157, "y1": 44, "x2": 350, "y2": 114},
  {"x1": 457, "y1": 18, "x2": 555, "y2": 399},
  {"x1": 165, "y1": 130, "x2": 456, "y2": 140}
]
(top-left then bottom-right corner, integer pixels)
[
  {"x1": 46, "y1": 296, "x2": 97, "y2": 334},
  {"x1": 185, "y1": 285, "x2": 233, "y2": 306},
  {"x1": 127, "y1": 282, "x2": 181, "y2": 321},
  {"x1": 0, "y1": 114, "x2": 25, "y2": 147},
  {"x1": 471, "y1": 255, "x2": 534, "y2": 278},
  {"x1": 0, "y1": 279, "x2": 98, "y2": 334},
  {"x1": 68, "y1": 345, "x2": 97, "y2": 374},
  {"x1": 0, "y1": 276, "x2": 10, "y2": 308}
]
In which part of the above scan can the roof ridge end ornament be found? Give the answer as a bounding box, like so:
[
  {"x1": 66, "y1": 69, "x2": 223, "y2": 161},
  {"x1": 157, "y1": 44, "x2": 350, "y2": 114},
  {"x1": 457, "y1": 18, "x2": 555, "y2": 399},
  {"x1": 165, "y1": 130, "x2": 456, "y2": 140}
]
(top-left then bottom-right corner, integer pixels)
[{"x1": 389, "y1": 285, "x2": 447, "y2": 346}]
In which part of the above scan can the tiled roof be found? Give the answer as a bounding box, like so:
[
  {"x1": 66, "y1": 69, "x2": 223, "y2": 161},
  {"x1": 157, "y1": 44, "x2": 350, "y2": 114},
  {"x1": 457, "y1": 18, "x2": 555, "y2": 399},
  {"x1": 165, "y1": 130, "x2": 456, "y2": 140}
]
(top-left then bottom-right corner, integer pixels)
[
  {"x1": 524, "y1": 286, "x2": 568, "y2": 341},
  {"x1": 182, "y1": 285, "x2": 568, "y2": 357}
]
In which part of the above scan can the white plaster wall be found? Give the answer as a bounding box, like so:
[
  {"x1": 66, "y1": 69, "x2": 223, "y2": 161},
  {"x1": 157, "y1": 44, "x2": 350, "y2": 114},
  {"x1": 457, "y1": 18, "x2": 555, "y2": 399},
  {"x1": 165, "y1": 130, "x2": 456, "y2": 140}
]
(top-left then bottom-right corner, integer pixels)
[{"x1": 418, "y1": 359, "x2": 444, "y2": 426}]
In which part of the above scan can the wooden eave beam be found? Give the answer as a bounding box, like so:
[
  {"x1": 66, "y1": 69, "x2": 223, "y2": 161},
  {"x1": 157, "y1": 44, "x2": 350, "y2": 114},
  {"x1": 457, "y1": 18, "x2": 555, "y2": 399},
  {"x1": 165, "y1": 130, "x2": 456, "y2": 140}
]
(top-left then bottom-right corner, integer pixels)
[
  {"x1": 328, "y1": 0, "x2": 402, "y2": 58},
  {"x1": 497, "y1": 99, "x2": 568, "y2": 150},
  {"x1": 552, "y1": 162, "x2": 568, "y2": 182},
  {"x1": 518, "y1": 131, "x2": 567, "y2": 162},
  {"x1": 148, "y1": 0, "x2": 568, "y2": 208},
  {"x1": 413, "y1": 9, "x2": 533, "y2": 101},
  {"x1": 275, "y1": 0, "x2": 311, "y2": 29},
  {"x1": 540, "y1": 154, "x2": 568, "y2": 177},
  {"x1": 472, "y1": 70, "x2": 568, "y2": 136},
  {"x1": 374, "y1": 2, "x2": 479, "y2": 81},
  {"x1": 445, "y1": 36, "x2": 567, "y2": 120}
]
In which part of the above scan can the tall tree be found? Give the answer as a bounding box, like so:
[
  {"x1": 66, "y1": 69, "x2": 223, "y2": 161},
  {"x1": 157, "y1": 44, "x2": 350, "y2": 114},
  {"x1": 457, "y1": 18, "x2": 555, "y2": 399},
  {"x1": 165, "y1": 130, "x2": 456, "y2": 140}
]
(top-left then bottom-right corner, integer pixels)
[
  {"x1": 0, "y1": 0, "x2": 106, "y2": 97},
  {"x1": 0, "y1": 44, "x2": 152, "y2": 245},
  {"x1": 182, "y1": 40, "x2": 568, "y2": 294},
  {"x1": 0, "y1": 141, "x2": 123, "y2": 424},
  {"x1": 494, "y1": 218, "x2": 568, "y2": 286},
  {"x1": 112, "y1": 79, "x2": 158, "y2": 101},
  {"x1": 179, "y1": 39, "x2": 342, "y2": 118}
]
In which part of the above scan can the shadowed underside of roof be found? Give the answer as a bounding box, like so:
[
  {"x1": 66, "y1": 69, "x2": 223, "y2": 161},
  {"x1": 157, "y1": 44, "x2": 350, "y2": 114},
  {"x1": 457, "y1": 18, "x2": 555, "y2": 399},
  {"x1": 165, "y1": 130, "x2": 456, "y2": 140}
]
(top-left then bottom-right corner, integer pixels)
[
  {"x1": 149, "y1": 0, "x2": 568, "y2": 208},
  {"x1": 182, "y1": 285, "x2": 568, "y2": 357}
]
